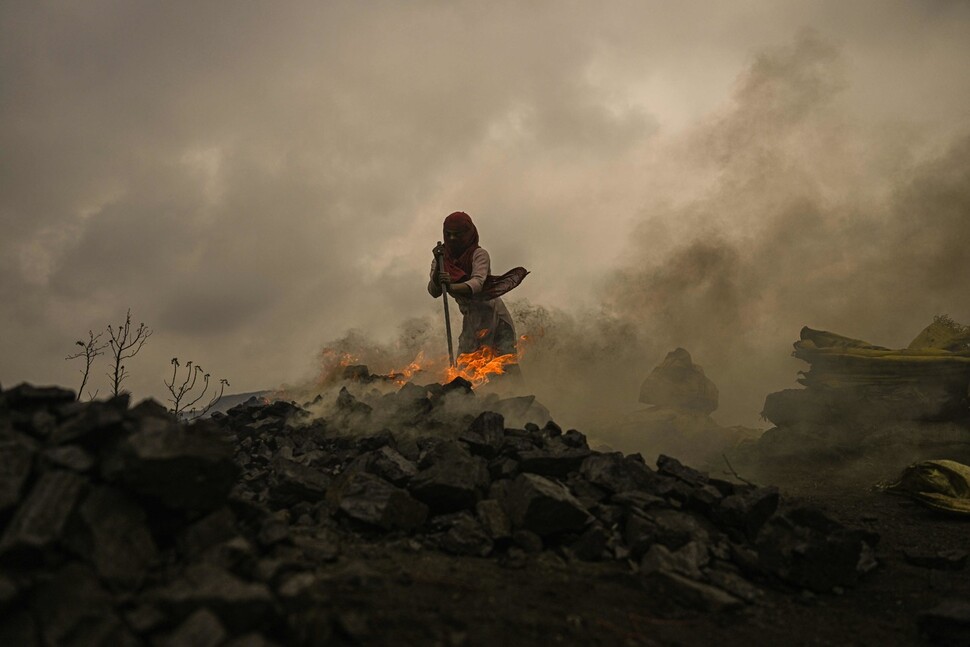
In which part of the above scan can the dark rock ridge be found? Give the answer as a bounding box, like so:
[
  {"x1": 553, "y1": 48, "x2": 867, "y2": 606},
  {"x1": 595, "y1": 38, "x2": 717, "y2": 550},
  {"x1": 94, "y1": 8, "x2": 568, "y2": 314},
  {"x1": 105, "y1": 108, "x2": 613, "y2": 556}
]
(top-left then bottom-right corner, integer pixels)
[{"x1": 0, "y1": 380, "x2": 877, "y2": 645}]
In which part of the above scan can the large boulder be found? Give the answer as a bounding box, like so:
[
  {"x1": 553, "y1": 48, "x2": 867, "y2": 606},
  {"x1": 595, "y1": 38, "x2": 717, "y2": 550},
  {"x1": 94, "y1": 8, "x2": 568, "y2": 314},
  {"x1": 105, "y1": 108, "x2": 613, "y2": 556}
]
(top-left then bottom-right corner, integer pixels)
[{"x1": 639, "y1": 348, "x2": 718, "y2": 414}]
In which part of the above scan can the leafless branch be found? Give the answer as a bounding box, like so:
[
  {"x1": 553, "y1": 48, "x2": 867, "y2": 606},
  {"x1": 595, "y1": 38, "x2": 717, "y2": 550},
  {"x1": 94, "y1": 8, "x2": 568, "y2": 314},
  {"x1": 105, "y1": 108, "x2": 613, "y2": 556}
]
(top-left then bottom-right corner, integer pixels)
[
  {"x1": 106, "y1": 309, "x2": 153, "y2": 397},
  {"x1": 65, "y1": 330, "x2": 107, "y2": 401}
]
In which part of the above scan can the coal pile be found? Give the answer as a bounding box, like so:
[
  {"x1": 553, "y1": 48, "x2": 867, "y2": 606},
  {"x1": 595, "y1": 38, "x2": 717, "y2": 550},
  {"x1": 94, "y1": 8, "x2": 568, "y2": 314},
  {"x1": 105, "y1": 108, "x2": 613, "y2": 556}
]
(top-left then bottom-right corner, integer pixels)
[{"x1": 0, "y1": 378, "x2": 879, "y2": 645}]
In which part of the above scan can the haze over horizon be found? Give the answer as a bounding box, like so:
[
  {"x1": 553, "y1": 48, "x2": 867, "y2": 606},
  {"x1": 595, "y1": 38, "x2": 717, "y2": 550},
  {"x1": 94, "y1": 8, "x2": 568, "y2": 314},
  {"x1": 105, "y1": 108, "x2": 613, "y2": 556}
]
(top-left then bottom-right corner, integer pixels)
[{"x1": 3, "y1": 1, "x2": 969, "y2": 430}]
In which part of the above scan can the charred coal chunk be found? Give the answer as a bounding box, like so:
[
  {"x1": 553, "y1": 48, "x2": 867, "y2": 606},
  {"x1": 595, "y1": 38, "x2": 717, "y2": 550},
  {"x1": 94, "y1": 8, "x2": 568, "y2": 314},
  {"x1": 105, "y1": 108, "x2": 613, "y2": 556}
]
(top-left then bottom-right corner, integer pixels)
[
  {"x1": 755, "y1": 508, "x2": 879, "y2": 592},
  {"x1": 0, "y1": 434, "x2": 35, "y2": 514},
  {"x1": 346, "y1": 446, "x2": 418, "y2": 487},
  {"x1": 459, "y1": 411, "x2": 505, "y2": 458},
  {"x1": 30, "y1": 562, "x2": 138, "y2": 646},
  {"x1": 50, "y1": 395, "x2": 129, "y2": 447},
  {"x1": 100, "y1": 417, "x2": 237, "y2": 513},
  {"x1": 410, "y1": 441, "x2": 489, "y2": 513},
  {"x1": 336, "y1": 387, "x2": 373, "y2": 416},
  {"x1": 0, "y1": 469, "x2": 87, "y2": 561},
  {"x1": 1, "y1": 384, "x2": 76, "y2": 412},
  {"x1": 475, "y1": 499, "x2": 512, "y2": 541},
  {"x1": 329, "y1": 472, "x2": 427, "y2": 531},
  {"x1": 624, "y1": 508, "x2": 712, "y2": 560},
  {"x1": 41, "y1": 444, "x2": 95, "y2": 473},
  {"x1": 267, "y1": 457, "x2": 331, "y2": 507},
  {"x1": 63, "y1": 486, "x2": 158, "y2": 590},
  {"x1": 656, "y1": 454, "x2": 709, "y2": 487},
  {"x1": 714, "y1": 485, "x2": 780, "y2": 540},
  {"x1": 439, "y1": 512, "x2": 494, "y2": 557},
  {"x1": 442, "y1": 377, "x2": 474, "y2": 394},
  {"x1": 579, "y1": 452, "x2": 658, "y2": 495},
  {"x1": 517, "y1": 438, "x2": 591, "y2": 478},
  {"x1": 504, "y1": 473, "x2": 590, "y2": 537},
  {"x1": 568, "y1": 523, "x2": 610, "y2": 561}
]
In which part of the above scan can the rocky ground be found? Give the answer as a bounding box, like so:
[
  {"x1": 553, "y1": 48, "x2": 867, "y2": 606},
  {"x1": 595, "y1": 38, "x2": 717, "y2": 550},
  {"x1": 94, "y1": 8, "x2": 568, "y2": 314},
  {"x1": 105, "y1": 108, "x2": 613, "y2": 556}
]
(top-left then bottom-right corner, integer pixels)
[{"x1": 0, "y1": 379, "x2": 968, "y2": 646}]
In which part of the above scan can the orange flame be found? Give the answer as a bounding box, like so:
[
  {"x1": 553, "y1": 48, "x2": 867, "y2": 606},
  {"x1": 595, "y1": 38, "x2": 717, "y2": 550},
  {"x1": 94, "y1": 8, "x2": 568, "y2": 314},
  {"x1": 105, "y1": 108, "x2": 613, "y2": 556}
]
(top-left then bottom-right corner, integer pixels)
[
  {"x1": 386, "y1": 351, "x2": 425, "y2": 385},
  {"x1": 316, "y1": 347, "x2": 360, "y2": 386},
  {"x1": 445, "y1": 345, "x2": 518, "y2": 387}
]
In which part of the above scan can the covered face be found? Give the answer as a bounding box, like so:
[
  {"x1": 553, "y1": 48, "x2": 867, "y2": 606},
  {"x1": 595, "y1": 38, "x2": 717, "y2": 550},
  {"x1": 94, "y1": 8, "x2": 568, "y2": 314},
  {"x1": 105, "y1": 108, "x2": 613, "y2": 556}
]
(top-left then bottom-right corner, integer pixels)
[{"x1": 443, "y1": 211, "x2": 479, "y2": 257}]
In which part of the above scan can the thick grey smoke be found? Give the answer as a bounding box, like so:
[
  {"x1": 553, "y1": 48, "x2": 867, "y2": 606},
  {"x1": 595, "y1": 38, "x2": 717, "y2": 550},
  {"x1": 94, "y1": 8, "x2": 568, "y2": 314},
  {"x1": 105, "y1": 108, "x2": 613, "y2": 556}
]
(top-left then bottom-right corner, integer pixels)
[{"x1": 1, "y1": 3, "x2": 969, "y2": 438}]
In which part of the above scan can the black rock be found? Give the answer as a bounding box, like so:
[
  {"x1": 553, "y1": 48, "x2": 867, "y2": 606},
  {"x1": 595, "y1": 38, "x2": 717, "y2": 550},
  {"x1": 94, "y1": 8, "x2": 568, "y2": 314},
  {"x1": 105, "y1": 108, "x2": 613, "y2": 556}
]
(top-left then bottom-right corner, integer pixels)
[
  {"x1": 336, "y1": 387, "x2": 372, "y2": 416},
  {"x1": 333, "y1": 472, "x2": 428, "y2": 531},
  {"x1": 715, "y1": 486, "x2": 780, "y2": 539},
  {"x1": 440, "y1": 513, "x2": 493, "y2": 557},
  {"x1": 560, "y1": 429, "x2": 588, "y2": 449},
  {"x1": 475, "y1": 499, "x2": 512, "y2": 541},
  {"x1": 0, "y1": 435, "x2": 34, "y2": 514},
  {"x1": 268, "y1": 457, "x2": 330, "y2": 507},
  {"x1": 51, "y1": 396, "x2": 128, "y2": 447},
  {"x1": 356, "y1": 446, "x2": 418, "y2": 487},
  {"x1": 624, "y1": 509, "x2": 711, "y2": 559},
  {"x1": 0, "y1": 469, "x2": 87, "y2": 559},
  {"x1": 505, "y1": 473, "x2": 590, "y2": 537},
  {"x1": 64, "y1": 486, "x2": 158, "y2": 589},
  {"x1": 410, "y1": 450, "x2": 489, "y2": 514},
  {"x1": 512, "y1": 529, "x2": 544, "y2": 553},
  {"x1": 656, "y1": 454, "x2": 708, "y2": 486},
  {"x1": 101, "y1": 417, "x2": 237, "y2": 512},
  {"x1": 2, "y1": 384, "x2": 75, "y2": 411},
  {"x1": 177, "y1": 507, "x2": 240, "y2": 558},
  {"x1": 517, "y1": 439, "x2": 591, "y2": 478},
  {"x1": 459, "y1": 411, "x2": 505, "y2": 458},
  {"x1": 570, "y1": 524, "x2": 610, "y2": 561},
  {"x1": 29, "y1": 563, "x2": 136, "y2": 646},
  {"x1": 579, "y1": 453, "x2": 657, "y2": 494}
]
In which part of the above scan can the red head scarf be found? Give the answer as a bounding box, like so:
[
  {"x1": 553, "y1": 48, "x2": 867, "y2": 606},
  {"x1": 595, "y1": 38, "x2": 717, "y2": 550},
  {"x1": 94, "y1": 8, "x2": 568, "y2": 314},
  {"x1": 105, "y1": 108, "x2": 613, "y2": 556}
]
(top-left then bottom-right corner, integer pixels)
[{"x1": 442, "y1": 211, "x2": 480, "y2": 281}]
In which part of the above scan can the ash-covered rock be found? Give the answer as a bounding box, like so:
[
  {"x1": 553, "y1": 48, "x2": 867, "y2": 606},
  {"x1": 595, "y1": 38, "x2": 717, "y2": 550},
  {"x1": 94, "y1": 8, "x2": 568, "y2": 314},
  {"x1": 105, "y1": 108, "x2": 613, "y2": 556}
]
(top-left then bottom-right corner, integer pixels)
[{"x1": 0, "y1": 379, "x2": 881, "y2": 643}]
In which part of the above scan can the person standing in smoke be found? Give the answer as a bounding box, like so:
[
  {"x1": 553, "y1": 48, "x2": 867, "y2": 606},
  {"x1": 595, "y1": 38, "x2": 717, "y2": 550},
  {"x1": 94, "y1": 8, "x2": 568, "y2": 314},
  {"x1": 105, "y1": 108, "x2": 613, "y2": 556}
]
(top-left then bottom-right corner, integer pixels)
[{"x1": 428, "y1": 211, "x2": 529, "y2": 362}]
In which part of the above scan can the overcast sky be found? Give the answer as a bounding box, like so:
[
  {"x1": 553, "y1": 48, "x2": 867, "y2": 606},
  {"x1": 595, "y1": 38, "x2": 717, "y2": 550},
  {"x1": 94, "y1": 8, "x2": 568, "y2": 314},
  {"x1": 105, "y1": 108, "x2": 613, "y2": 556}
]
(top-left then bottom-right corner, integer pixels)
[{"x1": 2, "y1": 1, "x2": 969, "y2": 426}]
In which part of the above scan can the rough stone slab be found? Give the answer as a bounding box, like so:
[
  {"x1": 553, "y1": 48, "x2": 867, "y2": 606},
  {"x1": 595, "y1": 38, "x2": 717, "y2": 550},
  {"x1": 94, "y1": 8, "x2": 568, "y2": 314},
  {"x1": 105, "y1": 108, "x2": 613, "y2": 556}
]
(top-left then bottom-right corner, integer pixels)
[
  {"x1": 505, "y1": 473, "x2": 590, "y2": 536},
  {"x1": 440, "y1": 513, "x2": 493, "y2": 557},
  {"x1": 460, "y1": 411, "x2": 505, "y2": 457},
  {"x1": 42, "y1": 444, "x2": 95, "y2": 473},
  {"x1": 100, "y1": 416, "x2": 237, "y2": 512},
  {"x1": 716, "y1": 486, "x2": 780, "y2": 539},
  {"x1": 518, "y1": 445, "x2": 590, "y2": 478},
  {"x1": 64, "y1": 486, "x2": 158, "y2": 589},
  {"x1": 580, "y1": 453, "x2": 657, "y2": 494},
  {"x1": 29, "y1": 563, "x2": 136, "y2": 646},
  {"x1": 51, "y1": 397, "x2": 128, "y2": 447},
  {"x1": 476, "y1": 499, "x2": 511, "y2": 540},
  {"x1": 158, "y1": 608, "x2": 227, "y2": 647},
  {"x1": 177, "y1": 507, "x2": 239, "y2": 558},
  {"x1": 0, "y1": 469, "x2": 86, "y2": 558},
  {"x1": 410, "y1": 455, "x2": 489, "y2": 513},
  {"x1": 268, "y1": 456, "x2": 330, "y2": 506},
  {"x1": 570, "y1": 524, "x2": 610, "y2": 561},
  {"x1": 2, "y1": 384, "x2": 75, "y2": 410},
  {"x1": 640, "y1": 542, "x2": 709, "y2": 580},
  {"x1": 335, "y1": 472, "x2": 428, "y2": 531},
  {"x1": 152, "y1": 563, "x2": 276, "y2": 633},
  {"x1": 363, "y1": 446, "x2": 418, "y2": 486},
  {"x1": 0, "y1": 438, "x2": 34, "y2": 513}
]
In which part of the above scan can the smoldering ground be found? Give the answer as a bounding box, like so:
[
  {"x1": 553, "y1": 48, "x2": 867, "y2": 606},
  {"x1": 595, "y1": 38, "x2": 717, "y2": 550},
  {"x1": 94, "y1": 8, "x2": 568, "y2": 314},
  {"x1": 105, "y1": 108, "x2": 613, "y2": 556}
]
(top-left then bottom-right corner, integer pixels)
[{"x1": 280, "y1": 32, "x2": 970, "y2": 469}]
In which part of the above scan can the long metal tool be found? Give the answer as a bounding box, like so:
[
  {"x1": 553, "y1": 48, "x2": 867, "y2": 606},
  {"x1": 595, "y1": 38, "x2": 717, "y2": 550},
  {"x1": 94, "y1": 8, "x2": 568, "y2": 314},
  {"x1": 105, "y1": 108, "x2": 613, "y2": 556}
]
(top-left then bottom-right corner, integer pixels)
[{"x1": 433, "y1": 241, "x2": 456, "y2": 366}]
